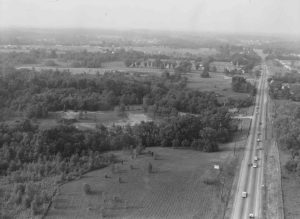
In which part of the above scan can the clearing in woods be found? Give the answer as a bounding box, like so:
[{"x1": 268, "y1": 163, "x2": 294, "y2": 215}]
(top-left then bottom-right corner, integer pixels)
[
  {"x1": 186, "y1": 72, "x2": 250, "y2": 100},
  {"x1": 46, "y1": 145, "x2": 243, "y2": 219}
]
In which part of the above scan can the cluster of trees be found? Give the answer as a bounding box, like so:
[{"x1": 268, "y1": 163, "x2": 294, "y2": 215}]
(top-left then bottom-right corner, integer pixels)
[
  {"x1": 231, "y1": 51, "x2": 261, "y2": 72},
  {"x1": 268, "y1": 79, "x2": 291, "y2": 100},
  {"x1": 0, "y1": 119, "x2": 116, "y2": 216},
  {"x1": 231, "y1": 76, "x2": 257, "y2": 96},
  {"x1": 124, "y1": 56, "x2": 170, "y2": 68},
  {"x1": 224, "y1": 68, "x2": 243, "y2": 76},
  {"x1": 268, "y1": 73, "x2": 300, "y2": 101},
  {"x1": 226, "y1": 96, "x2": 254, "y2": 108},
  {"x1": 0, "y1": 51, "x2": 42, "y2": 66},
  {"x1": 148, "y1": 89, "x2": 220, "y2": 115},
  {"x1": 174, "y1": 60, "x2": 192, "y2": 73}
]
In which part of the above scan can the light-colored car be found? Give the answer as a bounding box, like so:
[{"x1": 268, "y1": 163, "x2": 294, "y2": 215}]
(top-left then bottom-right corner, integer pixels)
[
  {"x1": 257, "y1": 138, "x2": 261, "y2": 142},
  {"x1": 253, "y1": 162, "x2": 258, "y2": 168},
  {"x1": 242, "y1": 191, "x2": 247, "y2": 198},
  {"x1": 254, "y1": 156, "x2": 258, "y2": 161},
  {"x1": 249, "y1": 213, "x2": 254, "y2": 218}
]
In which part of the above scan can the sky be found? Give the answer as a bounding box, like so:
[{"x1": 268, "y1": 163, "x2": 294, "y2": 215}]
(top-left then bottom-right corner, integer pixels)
[{"x1": 0, "y1": 0, "x2": 300, "y2": 35}]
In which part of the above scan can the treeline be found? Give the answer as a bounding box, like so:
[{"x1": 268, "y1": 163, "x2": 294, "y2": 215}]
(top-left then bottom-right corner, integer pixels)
[
  {"x1": 0, "y1": 48, "x2": 170, "y2": 68},
  {"x1": 274, "y1": 103, "x2": 300, "y2": 173},
  {"x1": 231, "y1": 76, "x2": 257, "y2": 96}
]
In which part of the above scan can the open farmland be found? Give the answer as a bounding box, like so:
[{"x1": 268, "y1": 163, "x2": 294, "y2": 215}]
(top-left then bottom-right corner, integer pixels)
[
  {"x1": 186, "y1": 72, "x2": 250, "y2": 100},
  {"x1": 46, "y1": 142, "x2": 247, "y2": 219}
]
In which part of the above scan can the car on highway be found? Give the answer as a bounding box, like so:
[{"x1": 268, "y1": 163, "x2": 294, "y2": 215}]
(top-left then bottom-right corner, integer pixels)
[
  {"x1": 257, "y1": 138, "x2": 261, "y2": 142},
  {"x1": 253, "y1": 162, "x2": 258, "y2": 168},
  {"x1": 242, "y1": 191, "x2": 247, "y2": 198},
  {"x1": 249, "y1": 213, "x2": 254, "y2": 218},
  {"x1": 254, "y1": 156, "x2": 258, "y2": 161}
]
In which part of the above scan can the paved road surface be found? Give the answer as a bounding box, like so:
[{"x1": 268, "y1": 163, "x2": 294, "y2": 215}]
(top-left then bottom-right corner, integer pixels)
[{"x1": 231, "y1": 63, "x2": 268, "y2": 219}]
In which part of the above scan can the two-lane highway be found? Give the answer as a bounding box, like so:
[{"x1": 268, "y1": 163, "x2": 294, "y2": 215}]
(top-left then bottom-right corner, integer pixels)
[{"x1": 231, "y1": 63, "x2": 268, "y2": 219}]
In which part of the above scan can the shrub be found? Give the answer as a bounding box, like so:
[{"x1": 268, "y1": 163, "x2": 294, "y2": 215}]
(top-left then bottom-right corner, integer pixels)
[
  {"x1": 181, "y1": 139, "x2": 190, "y2": 147},
  {"x1": 148, "y1": 162, "x2": 153, "y2": 173},
  {"x1": 285, "y1": 160, "x2": 298, "y2": 172},
  {"x1": 30, "y1": 196, "x2": 39, "y2": 215},
  {"x1": 83, "y1": 183, "x2": 91, "y2": 194},
  {"x1": 136, "y1": 144, "x2": 145, "y2": 155},
  {"x1": 203, "y1": 177, "x2": 220, "y2": 185},
  {"x1": 22, "y1": 194, "x2": 32, "y2": 208},
  {"x1": 172, "y1": 139, "x2": 180, "y2": 148},
  {"x1": 15, "y1": 190, "x2": 23, "y2": 205}
]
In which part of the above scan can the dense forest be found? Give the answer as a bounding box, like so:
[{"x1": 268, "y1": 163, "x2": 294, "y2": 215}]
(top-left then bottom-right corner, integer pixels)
[{"x1": 0, "y1": 66, "x2": 231, "y2": 119}]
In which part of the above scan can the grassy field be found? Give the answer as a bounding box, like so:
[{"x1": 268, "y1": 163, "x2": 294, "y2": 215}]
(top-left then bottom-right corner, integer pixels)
[
  {"x1": 46, "y1": 144, "x2": 242, "y2": 219},
  {"x1": 186, "y1": 72, "x2": 250, "y2": 100}
]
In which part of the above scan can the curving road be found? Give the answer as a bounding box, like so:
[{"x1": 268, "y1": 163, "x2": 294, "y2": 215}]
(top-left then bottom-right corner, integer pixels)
[{"x1": 231, "y1": 62, "x2": 268, "y2": 219}]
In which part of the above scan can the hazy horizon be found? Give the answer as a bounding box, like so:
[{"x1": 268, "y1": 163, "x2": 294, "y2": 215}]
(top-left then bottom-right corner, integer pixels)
[{"x1": 1, "y1": 0, "x2": 300, "y2": 36}]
